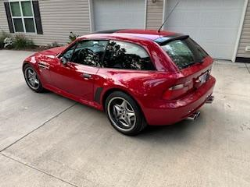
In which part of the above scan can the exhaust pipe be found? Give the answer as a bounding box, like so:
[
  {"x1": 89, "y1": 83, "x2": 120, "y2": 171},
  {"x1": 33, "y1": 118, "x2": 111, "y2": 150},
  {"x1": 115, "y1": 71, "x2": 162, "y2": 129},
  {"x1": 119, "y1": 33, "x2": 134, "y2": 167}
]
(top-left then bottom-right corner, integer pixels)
[
  {"x1": 206, "y1": 95, "x2": 214, "y2": 104},
  {"x1": 186, "y1": 111, "x2": 201, "y2": 121}
]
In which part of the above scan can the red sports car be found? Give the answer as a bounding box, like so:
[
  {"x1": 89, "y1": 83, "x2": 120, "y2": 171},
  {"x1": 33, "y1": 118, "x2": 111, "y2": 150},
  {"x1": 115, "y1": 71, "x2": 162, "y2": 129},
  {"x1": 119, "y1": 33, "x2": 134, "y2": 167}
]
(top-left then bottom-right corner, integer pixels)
[{"x1": 23, "y1": 29, "x2": 216, "y2": 135}]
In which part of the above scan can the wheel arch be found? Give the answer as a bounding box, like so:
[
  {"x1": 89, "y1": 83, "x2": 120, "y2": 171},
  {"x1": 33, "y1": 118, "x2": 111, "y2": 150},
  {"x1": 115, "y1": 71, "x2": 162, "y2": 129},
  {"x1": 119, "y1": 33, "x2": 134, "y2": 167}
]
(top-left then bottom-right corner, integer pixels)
[
  {"x1": 22, "y1": 61, "x2": 30, "y2": 72},
  {"x1": 22, "y1": 61, "x2": 37, "y2": 72},
  {"x1": 101, "y1": 88, "x2": 147, "y2": 122}
]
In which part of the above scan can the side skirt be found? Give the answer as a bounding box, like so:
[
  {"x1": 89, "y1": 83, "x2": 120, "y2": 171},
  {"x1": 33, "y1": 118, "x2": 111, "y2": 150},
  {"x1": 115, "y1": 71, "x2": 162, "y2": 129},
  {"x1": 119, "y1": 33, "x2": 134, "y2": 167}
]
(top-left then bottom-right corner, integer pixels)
[{"x1": 43, "y1": 84, "x2": 103, "y2": 111}]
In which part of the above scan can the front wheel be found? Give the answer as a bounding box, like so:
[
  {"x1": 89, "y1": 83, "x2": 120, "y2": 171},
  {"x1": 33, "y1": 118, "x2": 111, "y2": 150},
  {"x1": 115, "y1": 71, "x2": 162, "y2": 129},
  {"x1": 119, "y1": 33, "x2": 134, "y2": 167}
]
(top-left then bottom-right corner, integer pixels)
[
  {"x1": 23, "y1": 64, "x2": 45, "y2": 93},
  {"x1": 105, "y1": 91, "x2": 147, "y2": 136}
]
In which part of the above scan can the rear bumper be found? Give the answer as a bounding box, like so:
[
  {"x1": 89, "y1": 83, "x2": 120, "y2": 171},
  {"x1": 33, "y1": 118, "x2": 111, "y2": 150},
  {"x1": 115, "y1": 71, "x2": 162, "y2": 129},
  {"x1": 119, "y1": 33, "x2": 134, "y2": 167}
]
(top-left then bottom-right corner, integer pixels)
[{"x1": 143, "y1": 76, "x2": 216, "y2": 126}]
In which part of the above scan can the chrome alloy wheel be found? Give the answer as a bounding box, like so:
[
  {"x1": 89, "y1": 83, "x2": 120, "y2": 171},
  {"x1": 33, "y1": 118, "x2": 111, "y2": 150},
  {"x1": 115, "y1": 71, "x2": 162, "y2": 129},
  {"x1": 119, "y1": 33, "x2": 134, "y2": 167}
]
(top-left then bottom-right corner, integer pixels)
[
  {"x1": 107, "y1": 97, "x2": 136, "y2": 131},
  {"x1": 25, "y1": 67, "x2": 40, "y2": 90}
]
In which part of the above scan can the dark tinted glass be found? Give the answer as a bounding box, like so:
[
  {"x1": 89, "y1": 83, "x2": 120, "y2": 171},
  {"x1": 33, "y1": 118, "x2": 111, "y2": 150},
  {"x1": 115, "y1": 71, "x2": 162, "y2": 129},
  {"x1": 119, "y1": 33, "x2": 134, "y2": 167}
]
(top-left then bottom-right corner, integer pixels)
[
  {"x1": 62, "y1": 45, "x2": 76, "y2": 62},
  {"x1": 21, "y1": 1, "x2": 33, "y2": 16},
  {"x1": 102, "y1": 41, "x2": 155, "y2": 71},
  {"x1": 161, "y1": 37, "x2": 208, "y2": 69},
  {"x1": 187, "y1": 38, "x2": 208, "y2": 60},
  {"x1": 13, "y1": 18, "x2": 24, "y2": 32},
  {"x1": 10, "y1": 2, "x2": 21, "y2": 16},
  {"x1": 24, "y1": 18, "x2": 35, "y2": 32},
  {"x1": 63, "y1": 40, "x2": 108, "y2": 67}
]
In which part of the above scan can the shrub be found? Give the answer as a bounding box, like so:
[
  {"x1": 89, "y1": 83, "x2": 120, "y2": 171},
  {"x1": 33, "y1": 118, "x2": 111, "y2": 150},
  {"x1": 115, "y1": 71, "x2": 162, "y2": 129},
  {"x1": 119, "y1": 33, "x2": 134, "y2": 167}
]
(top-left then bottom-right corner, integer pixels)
[
  {"x1": 0, "y1": 32, "x2": 36, "y2": 50},
  {"x1": 0, "y1": 40, "x2": 3, "y2": 49},
  {"x1": 13, "y1": 34, "x2": 35, "y2": 49}
]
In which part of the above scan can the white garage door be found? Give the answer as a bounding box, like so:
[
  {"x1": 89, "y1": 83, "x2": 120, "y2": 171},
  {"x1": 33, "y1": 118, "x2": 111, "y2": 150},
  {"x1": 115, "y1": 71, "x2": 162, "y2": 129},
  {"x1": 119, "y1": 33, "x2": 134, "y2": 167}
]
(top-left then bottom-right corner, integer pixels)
[
  {"x1": 164, "y1": 0, "x2": 245, "y2": 60},
  {"x1": 93, "y1": 0, "x2": 146, "y2": 31}
]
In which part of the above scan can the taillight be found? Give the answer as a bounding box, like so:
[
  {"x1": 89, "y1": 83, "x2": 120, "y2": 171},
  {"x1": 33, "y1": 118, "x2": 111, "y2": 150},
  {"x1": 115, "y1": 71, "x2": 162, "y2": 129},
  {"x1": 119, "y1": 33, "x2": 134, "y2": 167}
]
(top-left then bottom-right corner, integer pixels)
[{"x1": 163, "y1": 81, "x2": 193, "y2": 100}]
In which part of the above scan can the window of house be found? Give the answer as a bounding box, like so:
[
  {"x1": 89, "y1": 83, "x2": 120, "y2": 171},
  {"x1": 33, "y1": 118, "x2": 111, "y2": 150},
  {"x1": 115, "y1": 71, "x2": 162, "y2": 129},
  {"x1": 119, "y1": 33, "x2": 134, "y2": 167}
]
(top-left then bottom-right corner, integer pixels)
[
  {"x1": 102, "y1": 41, "x2": 155, "y2": 71},
  {"x1": 9, "y1": 0, "x2": 36, "y2": 33}
]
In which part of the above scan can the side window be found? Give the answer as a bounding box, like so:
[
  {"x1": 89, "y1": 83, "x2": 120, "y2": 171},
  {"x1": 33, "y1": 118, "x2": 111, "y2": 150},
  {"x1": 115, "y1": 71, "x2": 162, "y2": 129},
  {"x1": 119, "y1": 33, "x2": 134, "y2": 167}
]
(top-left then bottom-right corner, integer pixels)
[
  {"x1": 62, "y1": 40, "x2": 108, "y2": 67},
  {"x1": 62, "y1": 44, "x2": 76, "y2": 62},
  {"x1": 102, "y1": 41, "x2": 155, "y2": 70}
]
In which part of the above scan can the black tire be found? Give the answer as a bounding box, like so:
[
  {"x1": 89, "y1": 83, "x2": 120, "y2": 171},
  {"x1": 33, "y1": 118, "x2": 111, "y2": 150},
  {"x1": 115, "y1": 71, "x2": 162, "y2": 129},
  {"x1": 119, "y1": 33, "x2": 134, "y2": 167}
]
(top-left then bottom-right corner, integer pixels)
[
  {"x1": 105, "y1": 91, "x2": 147, "y2": 136},
  {"x1": 23, "y1": 64, "x2": 45, "y2": 93}
]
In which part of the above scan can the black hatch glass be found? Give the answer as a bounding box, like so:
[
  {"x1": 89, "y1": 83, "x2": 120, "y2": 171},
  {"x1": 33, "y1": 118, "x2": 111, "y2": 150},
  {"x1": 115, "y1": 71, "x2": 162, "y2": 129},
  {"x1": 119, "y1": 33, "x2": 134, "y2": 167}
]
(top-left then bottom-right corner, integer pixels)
[{"x1": 157, "y1": 36, "x2": 208, "y2": 69}]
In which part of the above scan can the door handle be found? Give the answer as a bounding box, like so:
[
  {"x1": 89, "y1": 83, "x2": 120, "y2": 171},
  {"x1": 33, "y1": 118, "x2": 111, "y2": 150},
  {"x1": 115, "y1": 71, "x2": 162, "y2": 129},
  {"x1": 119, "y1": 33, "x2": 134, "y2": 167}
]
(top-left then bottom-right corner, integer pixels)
[{"x1": 82, "y1": 73, "x2": 92, "y2": 79}]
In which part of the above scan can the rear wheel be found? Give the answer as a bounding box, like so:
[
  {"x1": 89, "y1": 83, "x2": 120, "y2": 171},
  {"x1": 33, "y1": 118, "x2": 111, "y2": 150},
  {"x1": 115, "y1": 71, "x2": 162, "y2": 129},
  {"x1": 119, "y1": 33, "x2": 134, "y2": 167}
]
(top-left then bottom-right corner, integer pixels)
[
  {"x1": 105, "y1": 91, "x2": 147, "y2": 136},
  {"x1": 23, "y1": 64, "x2": 45, "y2": 93}
]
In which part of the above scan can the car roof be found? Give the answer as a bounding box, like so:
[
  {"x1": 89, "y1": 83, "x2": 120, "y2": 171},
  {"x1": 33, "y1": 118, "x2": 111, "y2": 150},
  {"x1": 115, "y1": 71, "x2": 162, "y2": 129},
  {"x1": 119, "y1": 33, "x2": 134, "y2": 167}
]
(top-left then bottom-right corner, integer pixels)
[{"x1": 79, "y1": 29, "x2": 179, "y2": 41}]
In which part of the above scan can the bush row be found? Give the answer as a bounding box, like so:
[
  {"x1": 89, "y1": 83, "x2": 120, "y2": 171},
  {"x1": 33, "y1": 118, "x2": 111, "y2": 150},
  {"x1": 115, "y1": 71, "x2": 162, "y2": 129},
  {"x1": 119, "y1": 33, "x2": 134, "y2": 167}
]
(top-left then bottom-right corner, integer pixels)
[
  {"x1": 0, "y1": 31, "x2": 35, "y2": 50},
  {"x1": 0, "y1": 31, "x2": 78, "y2": 50}
]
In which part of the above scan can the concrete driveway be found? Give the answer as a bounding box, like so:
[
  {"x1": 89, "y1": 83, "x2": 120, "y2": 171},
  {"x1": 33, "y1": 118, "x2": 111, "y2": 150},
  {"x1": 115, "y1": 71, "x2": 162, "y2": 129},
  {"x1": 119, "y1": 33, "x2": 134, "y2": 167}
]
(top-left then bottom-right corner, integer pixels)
[{"x1": 0, "y1": 50, "x2": 250, "y2": 187}]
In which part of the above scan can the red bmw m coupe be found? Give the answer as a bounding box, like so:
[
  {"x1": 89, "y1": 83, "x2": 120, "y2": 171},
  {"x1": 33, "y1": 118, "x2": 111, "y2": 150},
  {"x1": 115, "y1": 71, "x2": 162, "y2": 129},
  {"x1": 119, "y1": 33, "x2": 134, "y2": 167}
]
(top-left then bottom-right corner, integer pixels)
[{"x1": 23, "y1": 29, "x2": 216, "y2": 135}]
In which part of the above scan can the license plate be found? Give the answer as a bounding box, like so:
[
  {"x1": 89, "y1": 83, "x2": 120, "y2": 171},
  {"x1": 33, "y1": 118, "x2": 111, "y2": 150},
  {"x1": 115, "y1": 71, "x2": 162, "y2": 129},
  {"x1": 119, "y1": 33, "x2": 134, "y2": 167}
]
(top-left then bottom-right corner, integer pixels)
[{"x1": 198, "y1": 72, "x2": 209, "y2": 84}]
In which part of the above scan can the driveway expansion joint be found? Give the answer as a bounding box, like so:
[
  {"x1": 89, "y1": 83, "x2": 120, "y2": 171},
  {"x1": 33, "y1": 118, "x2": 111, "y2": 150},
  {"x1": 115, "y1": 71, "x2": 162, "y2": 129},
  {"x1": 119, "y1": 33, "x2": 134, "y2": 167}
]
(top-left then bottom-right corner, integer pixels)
[
  {"x1": 245, "y1": 63, "x2": 250, "y2": 74},
  {"x1": 0, "y1": 152, "x2": 78, "y2": 187},
  {"x1": 0, "y1": 102, "x2": 77, "y2": 153}
]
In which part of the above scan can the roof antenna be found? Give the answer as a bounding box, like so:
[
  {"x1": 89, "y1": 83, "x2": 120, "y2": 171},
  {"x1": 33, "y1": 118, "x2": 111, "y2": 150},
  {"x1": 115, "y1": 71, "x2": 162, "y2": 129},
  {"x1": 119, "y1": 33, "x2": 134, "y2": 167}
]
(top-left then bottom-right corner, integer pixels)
[{"x1": 158, "y1": 0, "x2": 181, "y2": 33}]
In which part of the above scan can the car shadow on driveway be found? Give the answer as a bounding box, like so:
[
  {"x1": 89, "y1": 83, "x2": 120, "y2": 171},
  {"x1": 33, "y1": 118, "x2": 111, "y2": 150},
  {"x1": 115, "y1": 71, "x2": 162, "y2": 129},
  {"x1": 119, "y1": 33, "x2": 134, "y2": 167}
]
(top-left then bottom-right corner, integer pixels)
[
  {"x1": 41, "y1": 90, "x2": 208, "y2": 143},
  {"x1": 133, "y1": 109, "x2": 213, "y2": 146}
]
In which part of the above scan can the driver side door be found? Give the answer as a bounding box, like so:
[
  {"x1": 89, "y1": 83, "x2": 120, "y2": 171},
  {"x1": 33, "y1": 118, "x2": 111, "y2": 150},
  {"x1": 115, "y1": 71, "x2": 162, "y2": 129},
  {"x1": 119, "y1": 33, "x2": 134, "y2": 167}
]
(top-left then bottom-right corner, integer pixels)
[{"x1": 49, "y1": 39, "x2": 108, "y2": 101}]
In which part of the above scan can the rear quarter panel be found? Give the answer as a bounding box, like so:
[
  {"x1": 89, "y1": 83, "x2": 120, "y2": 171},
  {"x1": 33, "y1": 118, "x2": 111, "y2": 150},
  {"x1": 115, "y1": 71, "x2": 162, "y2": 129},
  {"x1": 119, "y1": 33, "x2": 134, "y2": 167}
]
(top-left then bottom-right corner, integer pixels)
[{"x1": 96, "y1": 68, "x2": 182, "y2": 109}]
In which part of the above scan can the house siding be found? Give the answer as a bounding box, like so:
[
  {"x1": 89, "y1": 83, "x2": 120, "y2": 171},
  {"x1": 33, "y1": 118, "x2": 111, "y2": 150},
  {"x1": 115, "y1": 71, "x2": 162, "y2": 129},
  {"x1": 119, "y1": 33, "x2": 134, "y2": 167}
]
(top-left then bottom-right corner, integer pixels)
[
  {"x1": 0, "y1": 0, "x2": 91, "y2": 46},
  {"x1": 0, "y1": 2, "x2": 9, "y2": 32},
  {"x1": 237, "y1": 0, "x2": 250, "y2": 58},
  {"x1": 146, "y1": 0, "x2": 164, "y2": 30}
]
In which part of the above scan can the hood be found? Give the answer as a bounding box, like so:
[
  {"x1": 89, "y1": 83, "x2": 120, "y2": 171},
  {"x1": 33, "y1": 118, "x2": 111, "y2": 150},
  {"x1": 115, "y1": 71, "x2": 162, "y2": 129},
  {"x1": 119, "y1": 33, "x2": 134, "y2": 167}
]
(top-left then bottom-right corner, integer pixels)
[
  {"x1": 39, "y1": 46, "x2": 67, "y2": 56},
  {"x1": 24, "y1": 46, "x2": 68, "y2": 63}
]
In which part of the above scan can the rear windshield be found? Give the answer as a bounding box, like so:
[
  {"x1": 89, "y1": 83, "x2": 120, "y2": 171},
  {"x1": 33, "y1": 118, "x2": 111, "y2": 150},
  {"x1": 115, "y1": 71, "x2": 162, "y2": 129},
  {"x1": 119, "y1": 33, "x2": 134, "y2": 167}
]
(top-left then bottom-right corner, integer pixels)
[{"x1": 160, "y1": 37, "x2": 208, "y2": 69}]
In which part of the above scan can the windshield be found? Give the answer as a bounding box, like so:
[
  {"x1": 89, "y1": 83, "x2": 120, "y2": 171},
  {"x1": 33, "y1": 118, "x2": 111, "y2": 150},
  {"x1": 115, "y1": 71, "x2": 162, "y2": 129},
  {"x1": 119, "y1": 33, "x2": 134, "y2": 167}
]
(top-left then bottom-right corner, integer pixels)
[{"x1": 160, "y1": 37, "x2": 208, "y2": 69}]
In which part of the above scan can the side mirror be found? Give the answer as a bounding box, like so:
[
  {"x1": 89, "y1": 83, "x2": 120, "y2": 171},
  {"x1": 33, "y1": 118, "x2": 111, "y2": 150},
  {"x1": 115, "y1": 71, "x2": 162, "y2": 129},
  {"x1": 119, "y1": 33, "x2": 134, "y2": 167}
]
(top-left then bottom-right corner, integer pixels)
[{"x1": 60, "y1": 57, "x2": 68, "y2": 65}]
